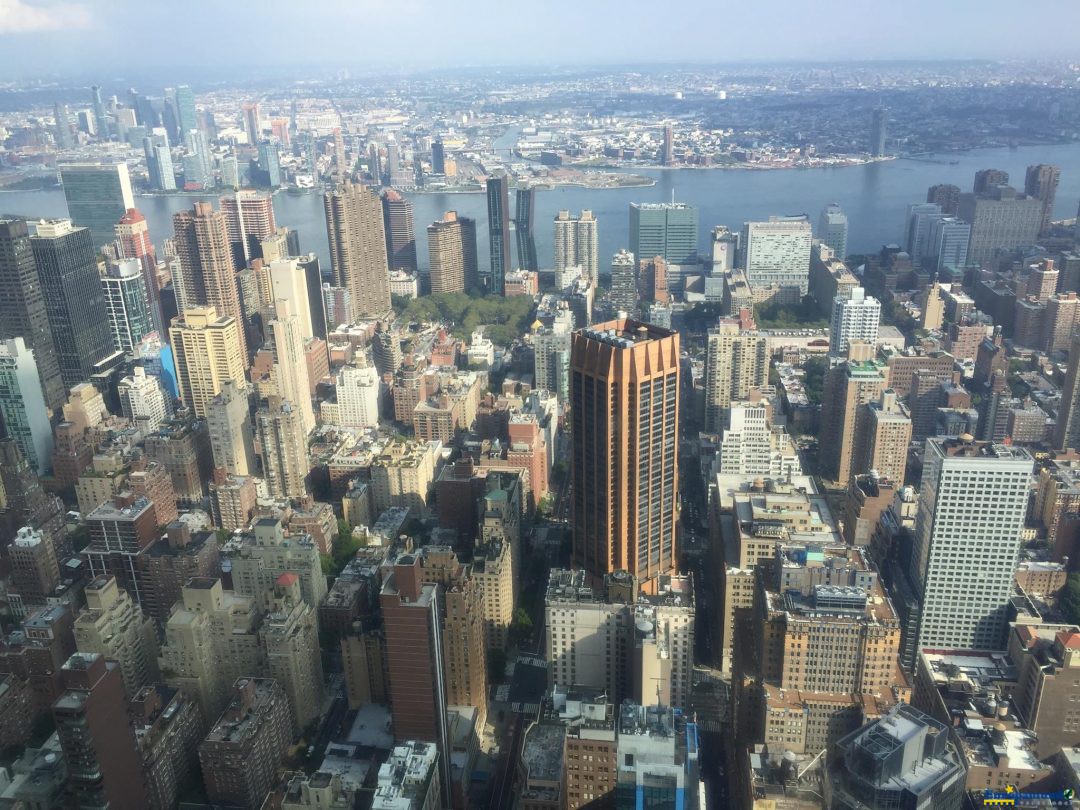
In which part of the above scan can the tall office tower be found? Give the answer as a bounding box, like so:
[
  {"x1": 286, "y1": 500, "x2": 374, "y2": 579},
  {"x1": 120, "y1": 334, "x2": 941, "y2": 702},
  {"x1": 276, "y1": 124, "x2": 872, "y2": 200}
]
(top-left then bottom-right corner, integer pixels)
[
  {"x1": 661, "y1": 124, "x2": 674, "y2": 166},
  {"x1": 703, "y1": 321, "x2": 769, "y2": 432},
  {"x1": 957, "y1": 186, "x2": 1044, "y2": 265},
  {"x1": 169, "y1": 307, "x2": 246, "y2": 418},
  {"x1": 256, "y1": 397, "x2": 309, "y2": 499},
  {"x1": 241, "y1": 101, "x2": 261, "y2": 144},
  {"x1": 927, "y1": 216, "x2": 971, "y2": 274},
  {"x1": 261, "y1": 574, "x2": 324, "y2": 732},
  {"x1": 856, "y1": 389, "x2": 912, "y2": 485},
  {"x1": 570, "y1": 319, "x2": 680, "y2": 591},
  {"x1": 207, "y1": 379, "x2": 256, "y2": 476},
  {"x1": 1025, "y1": 163, "x2": 1062, "y2": 236},
  {"x1": 829, "y1": 287, "x2": 881, "y2": 358},
  {"x1": 29, "y1": 219, "x2": 113, "y2": 388},
  {"x1": 870, "y1": 106, "x2": 887, "y2": 157},
  {"x1": 118, "y1": 366, "x2": 170, "y2": 433},
  {"x1": 199, "y1": 679, "x2": 292, "y2": 810},
  {"x1": 59, "y1": 162, "x2": 135, "y2": 249},
  {"x1": 610, "y1": 249, "x2": 638, "y2": 314},
  {"x1": 927, "y1": 183, "x2": 961, "y2": 216},
  {"x1": 381, "y1": 190, "x2": 418, "y2": 273},
  {"x1": 0, "y1": 219, "x2": 64, "y2": 410},
  {"x1": 74, "y1": 576, "x2": 160, "y2": 698},
  {"x1": 182, "y1": 130, "x2": 212, "y2": 189},
  {"x1": 383, "y1": 137, "x2": 401, "y2": 185},
  {"x1": 53, "y1": 101, "x2": 72, "y2": 148},
  {"x1": 53, "y1": 653, "x2": 149, "y2": 810},
  {"x1": 819, "y1": 349, "x2": 888, "y2": 485},
  {"x1": 143, "y1": 129, "x2": 176, "y2": 192},
  {"x1": 172, "y1": 85, "x2": 197, "y2": 136},
  {"x1": 172, "y1": 202, "x2": 249, "y2": 357},
  {"x1": 431, "y1": 139, "x2": 446, "y2": 174},
  {"x1": 0, "y1": 338, "x2": 53, "y2": 475},
  {"x1": 255, "y1": 140, "x2": 281, "y2": 188},
  {"x1": 324, "y1": 181, "x2": 392, "y2": 318},
  {"x1": 485, "y1": 174, "x2": 511, "y2": 295},
  {"x1": 817, "y1": 203, "x2": 848, "y2": 259},
  {"x1": 514, "y1": 186, "x2": 539, "y2": 272},
  {"x1": 90, "y1": 84, "x2": 109, "y2": 138},
  {"x1": 266, "y1": 298, "x2": 315, "y2": 435},
  {"x1": 115, "y1": 209, "x2": 161, "y2": 332},
  {"x1": 911, "y1": 437, "x2": 1033, "y2": 651},
  {"x1": 219, "y1": 190, "x2": 278, "y2": 269},
  {"x1": 902, "y1": 203, "x2": 944, "y2": 265},
  {"x1": 427, "y1": 211, "x2": 478, "y2": 294},
  {"x1": 974, "y1": 168, "x2": 1010, "y2": 193},
  {"x1": 630, "y1": 202, "x2": 698, "y2": 268},
  {"x1": 101, "y1": 258, "x2": 153, "y2": 353},
  {"x1": 553, "y1": 210, "x2": 600, "y2": 286},
  {"x1": 741, "y1": 216, "x2": 813, "y2": 299}
]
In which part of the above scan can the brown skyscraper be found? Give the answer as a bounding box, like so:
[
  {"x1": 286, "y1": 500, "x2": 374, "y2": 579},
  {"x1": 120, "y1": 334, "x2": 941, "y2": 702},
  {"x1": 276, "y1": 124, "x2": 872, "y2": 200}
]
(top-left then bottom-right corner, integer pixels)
[
  {"x1": 570, "y1": 319, "x2": 680, "y2": 591},
  {"x1": 427, "y1": 211, "x2": 478, "y2": 294},
  {"x1": 974, "y1": 168, "x2": 1009, "y2": 193},
  {"x1": 220, "y1": 190, "x2": 278, "y2": 269},
  {"x1": 324, "y1": 181, "x2": 391, "y2": 319},
  {"x1": 172, "y1": 202, "x2": 249, "y2": 359},
  {"x1": 52, "y1": 652, "x2": 149, "y2": 810},
  {"x1": 819, "y1": 347, "x2": 889, "y2": 486},
  {"x1": 1025, "y1": 163, "x2": 1062, "y2": 236}
]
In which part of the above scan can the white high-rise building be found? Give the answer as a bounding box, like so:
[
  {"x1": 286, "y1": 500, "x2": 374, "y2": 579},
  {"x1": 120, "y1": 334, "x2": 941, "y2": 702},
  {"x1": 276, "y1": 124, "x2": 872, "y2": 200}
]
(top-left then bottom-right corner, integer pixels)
[
  {"x1": 911, "y1": 438, "x2": 1033, "y2": 651},
  {"x1": 829, "y1": 287, "x2": 881, "y2": 358},
  {"x1": 741, "y1": 216, "x2": 813, "y2": 297},
  {"x1": 267, "y1": 259, "x2": 313, "y2": 341},
  {"x1": 718, "y1": 402, "x2": 802, "y2": 478},
  {"x1": 336, "y1": 363, "x2": 380, "y2": 429},
  {"x1": 553, "y1": 210, "x2": 599, "y2": 286},
  {"x1": 117, "y1": 366, "x2": 171, "y2": 433},
  {"x1": 0, "y1": 338, "x2": 53, "y2": 475},
  {"x1": 817, "y1": 203, "x2": 848, "y2": 260}
]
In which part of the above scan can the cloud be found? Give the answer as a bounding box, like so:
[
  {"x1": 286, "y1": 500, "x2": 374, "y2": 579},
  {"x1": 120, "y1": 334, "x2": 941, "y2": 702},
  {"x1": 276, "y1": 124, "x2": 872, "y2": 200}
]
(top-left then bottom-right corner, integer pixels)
[{"x1": 0, "y1": 0, "x2": 92, "y2": 34}]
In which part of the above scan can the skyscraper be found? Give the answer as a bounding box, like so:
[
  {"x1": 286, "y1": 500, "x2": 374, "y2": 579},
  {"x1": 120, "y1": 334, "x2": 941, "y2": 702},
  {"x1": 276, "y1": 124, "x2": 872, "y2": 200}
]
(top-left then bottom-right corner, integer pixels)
[
  {"x1": 927, "y1": 216, "x2": 971, "y2": 274},
  {"x1": 242, "y1": 102, "x2": 261, "y2": 144},
  {"x1": 1055, "y1": 333, "x2": 1080, "y2": 452},
  {"x1": 427, "y1": 211, "x2": 478, "y2": 295},
  {"x1": 256, "y1": 397, "x2": 309, "y2": 499},
  {"x1": 911, "y1": 437, "x2": 1032, "y2": 651},
  {"x1": 1024, "y1": 163, "x2": 1062, "y2": 236},
  {"x1": 0, "y1": 219, "x2": 64, "y2": 410},
  {"x1": 30, "y1": 219, "x2": 113, "y2": 388},
  {"x1": 265, "y1": 298, "x2": 315, "y2": 435},
  {"x1": 59, "y1": 162, "x2": 135, "y2": 249},
  {"x1": 553, "y1": 210, "x2": 599, "y2": 286},
  {"x1": 173, "y1": 85, "x2": 197, "y2": 137},
  {"x1": 514, "y1": 186, "x2": 539, "y2": 272},
  {"x1": 570, "y1": 319, "x2": 680, "y2": 591},
  {"x1": 819, "y1": 349, "x2": 888, "y2": 486},
  {"x1": 661, "y1": 124, "x2": 674, "y2": 166},
  {"x1": 431, "y1": 139, "x2": 446, "y2": 174},
  {"x1": 629, "y1": 202, "x2": 698, "y2": 267},
  {"x1": 169, "y1": 306, "x2": 247, "y2": 418},
  {"x1": 144, "y1": 128, "x2": 176, "y2": 192},
  {"x1": 610, "y1": 249, "x2": 638, "y2": 314},
  {"x1": 324, "y1": 181, "x2": 391, "y2": 318},
  {"x1": 829, "y1": 287, "x2": 881, "y2": 358},
  {"x1": 219, "y1": 190, "x2": 278, "y2": 270},
  {"x1": 903, "y1": 203, "x2": 944, "y2": 263},
  {"x1": 172, "y1": 202, "x2": 249, "y2": 359},
  {"x1": 817, "y1": 203, "x2": 848, "y2": 259},
  {"x1": 101, "y1": 258, "x2": 153, "y2": 353},
  {"x1": 870, "y1": 106, "x2": 887, "y2": 157},
  {"x1": 90, "y1": 84, "x2": 109, "y2": 139},
  {"x1": 974, "y1": 168, "x2": 1009, "y2": 193},
  {"x1": 0, "y1": 338, "x2": 53, "y2": 475},
  {"x1": 333, "y1": 127, "x2": 347, "y2": 181},
  {"x1": 115, "y1": 208, "x2": 162, "y2": 334},
  {"x1": 957, "y1": 186, "x2": 1043, "y2": 265},
  {"x1": 53, "y1": 102, "x2": 72, "y2": 149},
  {"x1": 207, "y1": 379, "x2": 256, "y2": 476},
  {"x1": 255, "y1": 140, "x2": 281, "y2": 188},
  {"x1": 703, "y1": 321, "x2": 769, "y2": 433},
  {"x1": 381, "y1": 189, "x2": 418, "y2": 273},
  {"x1": 741, "y1": 216, "x2": 813, "y2": 301},
  {"x1": 926, "y1": 183, "x2": 961, "y2": 216},
  {"x1": 486, "y1": 174, "x2": 511, "y2": 295}
]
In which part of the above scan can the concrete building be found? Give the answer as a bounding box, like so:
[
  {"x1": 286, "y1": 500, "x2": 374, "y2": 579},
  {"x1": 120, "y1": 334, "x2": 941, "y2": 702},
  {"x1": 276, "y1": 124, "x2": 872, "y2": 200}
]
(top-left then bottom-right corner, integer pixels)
[
  {"x1": 553, "y1": 210, "x2": 599, "y2": 286},
  {"x1": 957, "y1": 186, "x2": 1044, "y2": 265},
  {"x1": 324, "y1": 181, "x2": 392, "y2": 318},
  {"x1": 256, "y1": 397, "x2": 310, "y2": 500},
  {"x1": 170, "y1": 306, "x2": 247, "y2": 419},
  {"x1": 829, "y1": 287, "x2": 880, "y2": 359},
  {"x1": 855, "y1": 389, "x2": 912, "y2": 486},
  {"x1": 336, "y1": 362, "x2": 381, "y2": 429},
  {"x1": 817, "y1": 203, "x2": 848, "y2": 260},
  {"x1": 1056, "y1": 332, "x2": 1080, "y2": 452},
  {"x1": 718, "y1": 400, "x2": 802, "y2": 478},
  {"x1": 74, "y1": 576, "x2": 160, "y2": 698},
  {"x1": 265, "y1": 297, "x2": 316, "y2": 435},
  {"x1": 370, "y1": 439, "x2": 442, "y2": 516},
  {"x1": 117, "y1": 366, "x2": 171, "y2": 433},
  {"x1": 224, "y1": 517, "x2": 327, "y2": 610},
  {"x1": 130, "y1": 684, "x2": 203, "y2": 810},
  {"x1": 819, "y1": 350, "x2": 888, "y2": 486},
  {"x1": 610, "y1": 248, "x2": 638, "y2": 314},
  {"x1": 427, "y1": 211, "x2": 478, "y2": 295},
  {"x1": 206, "y1": 379, "x2": 256, "y2": 476},
  {"x1": 741, "y1": 216, "x2": 813, "y2": 303},
  {"x1": 372, "y1": 741, "x2": 442, "y2": 810},
  {"x1": 704, "y1": 321, "x2": 769, "y2": 433},
  {"x1": 81, "y1": 494, "x2": 158, "y2": 607},
  {"x1": 261, "y1": 573, "x2": 325, "y2": 732}
]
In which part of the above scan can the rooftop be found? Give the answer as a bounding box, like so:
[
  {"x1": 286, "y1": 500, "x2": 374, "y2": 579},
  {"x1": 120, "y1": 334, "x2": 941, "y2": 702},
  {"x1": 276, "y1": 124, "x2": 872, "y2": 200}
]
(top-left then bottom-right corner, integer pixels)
[{"x1": 522, "y1": 721, "x2": 565, "y2": 784}]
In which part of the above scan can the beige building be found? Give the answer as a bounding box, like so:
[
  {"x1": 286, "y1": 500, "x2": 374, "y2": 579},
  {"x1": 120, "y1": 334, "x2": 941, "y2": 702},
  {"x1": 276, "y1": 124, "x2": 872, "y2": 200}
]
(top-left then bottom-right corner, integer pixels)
[
  {"x1": 819, "y1": 347, "x2": 888, "y2": 486},
  {"x1": 206, "y1": 379, "x2": 256, "y2": 476},
  {"x1": 265, "y1": 298, "x2": 316, "y2": 435},
  {"x1": 855, "y1": 389, "x2": 912, "y2": 485},
  {"x1": 323, "y1": 181, "x2": 391, "y2": 318},
  {"x1": 256, "y1": 396, "x2": 309, "y2": 500},
  {"x1": 472, "y1": 540, "x2": 515, "y2": 653},
  {"x1": 342, "y1": 625, "x2": 388, "y2": 709},
  {"x1": 261, "y1": 573, "x2": 324, "y2": 733},
  {"x1": 370, "y1": 438, "x2": 442, "y2": 516},
  {"x1": 74, "y1": 576, "x2": 160, "y2": 698},
  {"x1": 720, "y1": 566, "x2": 757, "y2": 675},
  {"x1": 170, "y1": 306, "x2": 247, "y2": 419},
  {"x1": 222, "y1": 517, "x2": 327, "y2": 610},
  {"x1": 704, "y1": 321, "x2": 769, "y2": 433}
]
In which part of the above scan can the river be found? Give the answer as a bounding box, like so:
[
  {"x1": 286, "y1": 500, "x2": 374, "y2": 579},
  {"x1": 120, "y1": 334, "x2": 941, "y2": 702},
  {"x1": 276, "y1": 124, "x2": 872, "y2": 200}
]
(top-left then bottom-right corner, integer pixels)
[{"x1": 2, "y1": 143, "x2": 1079, "y2": 274}]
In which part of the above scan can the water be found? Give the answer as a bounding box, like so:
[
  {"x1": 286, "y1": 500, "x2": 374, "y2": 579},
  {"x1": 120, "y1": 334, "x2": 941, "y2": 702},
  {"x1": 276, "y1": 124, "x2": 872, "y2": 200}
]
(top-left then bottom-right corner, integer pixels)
[{"x1": 3, "y1": 143, "x2": 1079, "y2": 274}]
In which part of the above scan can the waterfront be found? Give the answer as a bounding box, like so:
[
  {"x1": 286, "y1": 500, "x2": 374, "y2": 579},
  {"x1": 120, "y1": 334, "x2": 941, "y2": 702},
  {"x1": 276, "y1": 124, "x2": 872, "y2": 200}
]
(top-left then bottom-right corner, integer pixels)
[{"x1": 2, "y1": 143, "x2": 1079, "y2": 274}]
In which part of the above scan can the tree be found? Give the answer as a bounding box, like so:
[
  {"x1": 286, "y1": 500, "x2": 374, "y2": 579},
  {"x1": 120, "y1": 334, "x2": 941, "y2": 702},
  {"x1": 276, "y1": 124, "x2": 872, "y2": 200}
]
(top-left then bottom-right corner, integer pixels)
[
  {"x1": 509, "y1": 607, "x2": 534, "y2": 646},
  {"x1": 1062, "y1": 573, "x2": 1080, "y2": 626},
  {"x1": 801, "y1": 357, "x2": 830, "y2": 405}
]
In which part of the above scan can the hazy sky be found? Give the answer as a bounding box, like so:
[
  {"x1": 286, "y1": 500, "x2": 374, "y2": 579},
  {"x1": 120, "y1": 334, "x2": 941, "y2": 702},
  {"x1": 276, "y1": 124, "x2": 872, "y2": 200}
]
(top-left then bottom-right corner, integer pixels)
[{"x1": 1, "y1": 0, "x2": 1079, "y2": 76}]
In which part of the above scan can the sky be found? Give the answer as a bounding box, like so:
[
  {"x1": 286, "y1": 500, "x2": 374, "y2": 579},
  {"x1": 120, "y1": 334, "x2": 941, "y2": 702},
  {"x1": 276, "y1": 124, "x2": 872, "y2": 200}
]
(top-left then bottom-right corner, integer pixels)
[{"x1": 1, "y1": 0, "x2": 1079, "y2": 77}]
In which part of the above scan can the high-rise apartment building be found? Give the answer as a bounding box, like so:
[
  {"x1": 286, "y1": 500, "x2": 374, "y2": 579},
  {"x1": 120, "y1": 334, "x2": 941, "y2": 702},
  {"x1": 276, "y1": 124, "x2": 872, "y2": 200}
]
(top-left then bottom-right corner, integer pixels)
[
  {"x1": 115, "y1": 208, "x2": 162, "y2": 333},
  {"x1": 206, "y1": 379, "x2": 255, "y2": 475},
  {"x1": 926, "y1": 183, "x2": 961, "y2": 216},
  {"x1": 703, "y1": 321, "x2": 769, "y2": 432},
  {"x1": 381, "y1": 189, "x2": 417, "y2": 273},
  {"x1": 870, "y1": 106, "x2": 887, "y2": 157},
  {"x1": 0, "y1": 338, "x2": 53, "y2": 475},
  {"x1": 610, "y1": 249, "x2": 638, "y2": 314},
  {"x1": 554, "y1": 210, "x2": 600, "y2": 286},
  {"x1": 265, "y1": 257, "x2": 315, "y2": 340},
  {"x1": 169, "y1": 306, "x2": 247, "y2": 419},
  {"x1": 957, "y1": 186, "x2": 1043, "y2": 265},
  {"x1": 514, "y1": 186, "x2": 539, "y2": 272},
  {"x1": 829, "y1": 287, "x2": 880, "y2": 358},
  {"x1": 911, "y1": 437, "x2": 1032, "y2": 651},
  {"x1": 74, "y1": 576, "x2": 160, "y2": 698},
  {"x1": 58, "y1": 162, "x2": 135, "y2": 248},
  {"x1": 486, "y1": 174, "x2": 511, "y2": 295},
  {"x1": 1025, "y1": 163, "x2": 1061, "y2": 236},
  {"x1": 30, "y1": 219, "x2": 113, "y2": 388},
  {"x1": 261, "y1": 574, "x2": 324, "y2": 732},
  {"x1": 741, "y1": 216, "x2": 813, "y2": 301},
  {"x1": 817, "y1": 203, "x2": 848, "y2": 259},
  {"x1": 101, "y1": 258, "x2": 153, "y2": 353},
  {"x1": 570, "y1": 320, "x2": 680, "y2": 590},
  {"x1": 0, "y1": 219, "x2": 64, "y2": 411},
  {"x1": 718, "y1": 401, "x2": 802, "y2": 478},
  {"x1": 1044, "y1": 293, "x2": 1080, "y2": 355},
  {"x1": 256, "y1": 397, "x2": 309, "y2": 500},
  {"x1": 974, "y1": 168, "x2": 1010, "y2": 193},
  {"x1": 427, "y1": 211, "x2": 478, "y2": 294},
  {"x1": 324, "y1": 181, "x2": 391, "y2": 318},
  {"x1": 819, "y1": 350, "x2": 888, "y2": 486},
  {"x1": 224, "y1": 518, "x2": 326, "y2": 609},
  {"x1": 265, "y1": 298, "x2": 315, "y2": 435},
  {"x1": 219, "y1": 190, "x2": 277, "y2": 270},
  {"x1": 629, "y1": 202, "x2": 698, "y2": 267},
  {"x1": 1056, "y1": 333, "x2": 1080, "y2": 452},
  {"x1": 336, "y1": 363, "x2": 380, "y2": 429},
  {"x1": 855, "y1": 389, "x2": 912, "y2": 485}
]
